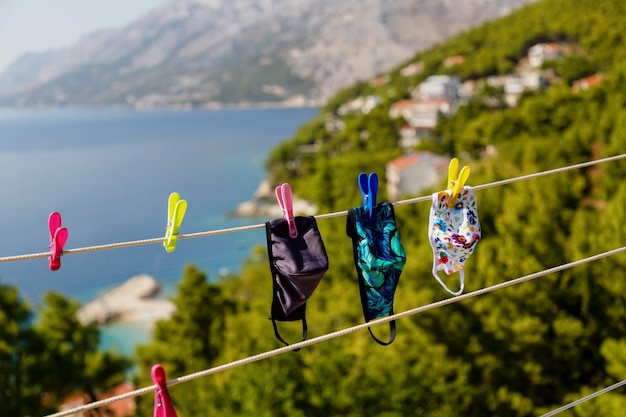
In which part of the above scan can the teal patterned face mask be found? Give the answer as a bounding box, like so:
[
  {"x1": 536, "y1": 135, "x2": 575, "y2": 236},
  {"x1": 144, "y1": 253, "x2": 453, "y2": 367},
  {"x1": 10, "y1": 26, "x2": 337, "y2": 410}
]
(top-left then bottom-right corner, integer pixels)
[
  {"x1": 428, "y1": 186, "x2": 481, "y2": 296},
  {"x1": 347, "y1": 202, "x2": 406, "y2": 345}
]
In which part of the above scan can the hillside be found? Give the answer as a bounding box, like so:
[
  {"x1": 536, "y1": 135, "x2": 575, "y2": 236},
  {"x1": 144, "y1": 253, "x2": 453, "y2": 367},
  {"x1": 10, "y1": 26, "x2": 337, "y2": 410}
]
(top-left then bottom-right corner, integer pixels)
[
  {"x1": 129, "y1": 0, "x2": 626, "y2": 416},
  {"x1": 0, "y1": 0, "x2": 536, "y2": 108}
]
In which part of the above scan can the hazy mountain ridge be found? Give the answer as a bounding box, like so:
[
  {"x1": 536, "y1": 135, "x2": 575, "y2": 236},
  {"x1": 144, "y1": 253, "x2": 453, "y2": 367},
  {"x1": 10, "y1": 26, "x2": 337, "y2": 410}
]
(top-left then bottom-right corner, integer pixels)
[{"x1": 0, "y1": 0, "x2": 536, "y2": 108}]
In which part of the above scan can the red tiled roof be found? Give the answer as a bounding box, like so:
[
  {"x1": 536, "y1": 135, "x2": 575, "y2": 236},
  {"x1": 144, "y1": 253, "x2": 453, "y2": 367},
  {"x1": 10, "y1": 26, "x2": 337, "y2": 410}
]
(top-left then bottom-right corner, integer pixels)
[
  {"x1": 415, "y1": 97, "x2": 450, "y2": 106},
  {"x1": 573, "y1": 73, "x2": 603, "y2": 90},
  {"x1": 369, "y1": 76, "x2": 388, "y2": 86},
  {"x1": 387, "y1": 153, "x2": 420, "y2": 170},
  {"x1": 544, "y1": 42, "x2": 562, "y2": 51},
  {"x1": 444, "y1": 55, "x2": 465, "y2": 66},
  {"x1": 102, "y1": 382, "x2": 136, "y2": 417},
  {"x1": 390, "y1": 100, "x2": 415, "y2": 110},
  {"x1": 58, "y1": 382, "x2": 136, "y2": 417}
]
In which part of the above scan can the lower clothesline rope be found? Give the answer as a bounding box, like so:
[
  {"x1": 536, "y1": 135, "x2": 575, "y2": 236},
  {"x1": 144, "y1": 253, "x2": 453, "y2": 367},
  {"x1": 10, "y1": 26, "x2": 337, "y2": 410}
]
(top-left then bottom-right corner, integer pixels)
[
  {"x1": 3, "y1": 153, "x2": 625, "y2": 264},
  {"x1": 44, "y1": 245, "x2": 626, "y2": 417},
  {"x1": 540, "y1": 378, "x2": 626, "y2": 417}
]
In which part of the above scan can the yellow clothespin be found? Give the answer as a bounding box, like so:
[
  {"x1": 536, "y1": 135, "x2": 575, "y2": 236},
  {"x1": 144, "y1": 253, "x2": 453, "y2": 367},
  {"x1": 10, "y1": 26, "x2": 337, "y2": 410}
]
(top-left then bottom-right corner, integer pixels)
[
  {"x1": 446, "y1": 158, "x2": 470, "y2": 208},
  {"x1": 164, "y1": 192, "x2": 187, "y2": 252}
]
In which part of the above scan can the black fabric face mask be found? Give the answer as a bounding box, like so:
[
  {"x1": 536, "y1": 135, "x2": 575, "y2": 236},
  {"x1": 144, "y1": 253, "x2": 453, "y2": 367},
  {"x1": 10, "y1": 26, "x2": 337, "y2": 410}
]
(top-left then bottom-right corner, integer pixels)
[{"x1": 266, "y1": 215, "x2": 329, "y2": 348}]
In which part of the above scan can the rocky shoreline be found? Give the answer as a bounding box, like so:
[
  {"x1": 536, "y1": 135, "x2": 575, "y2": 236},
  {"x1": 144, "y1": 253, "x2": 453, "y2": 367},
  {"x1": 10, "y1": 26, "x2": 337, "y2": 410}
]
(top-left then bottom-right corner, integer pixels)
[{"x1": 77, "y1": 275, "x2": 175, "y2": 326}]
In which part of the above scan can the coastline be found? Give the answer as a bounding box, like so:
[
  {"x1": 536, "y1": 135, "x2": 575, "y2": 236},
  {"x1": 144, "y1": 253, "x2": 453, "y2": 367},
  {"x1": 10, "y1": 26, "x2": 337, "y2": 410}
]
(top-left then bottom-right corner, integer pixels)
[
  {"x1": 229, "y1": 179, "x2": 318, "y2": 217},
  {"x1": 0, "y1": 101, "x2": 322, "y2": 112}
]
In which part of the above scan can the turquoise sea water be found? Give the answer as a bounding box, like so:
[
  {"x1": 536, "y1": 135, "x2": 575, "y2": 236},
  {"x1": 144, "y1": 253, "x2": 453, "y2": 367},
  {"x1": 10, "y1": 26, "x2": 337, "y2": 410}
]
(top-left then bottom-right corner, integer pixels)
[{"x1": 0, "y1": 107, "x2": 318, "y2": 355}]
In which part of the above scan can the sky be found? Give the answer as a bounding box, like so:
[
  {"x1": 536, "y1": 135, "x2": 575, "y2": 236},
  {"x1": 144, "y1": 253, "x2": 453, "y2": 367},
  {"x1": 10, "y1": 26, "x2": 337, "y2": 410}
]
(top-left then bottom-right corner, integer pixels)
[{"x1": 0, "y1": 0, "x2": 170, "y2": 73}]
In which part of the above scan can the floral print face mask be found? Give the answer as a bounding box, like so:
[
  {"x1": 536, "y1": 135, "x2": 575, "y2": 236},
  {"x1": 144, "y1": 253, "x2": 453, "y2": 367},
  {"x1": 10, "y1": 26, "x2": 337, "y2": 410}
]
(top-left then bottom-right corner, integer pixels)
[{"x1": 427, "y1": 186, "x2": 481, "y2": 296}]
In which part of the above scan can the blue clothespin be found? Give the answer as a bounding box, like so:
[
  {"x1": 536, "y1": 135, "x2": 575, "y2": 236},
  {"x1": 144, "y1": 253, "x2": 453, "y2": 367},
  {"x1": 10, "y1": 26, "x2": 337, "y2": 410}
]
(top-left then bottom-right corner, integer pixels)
[{"x1": 358, "y1": 172, "x2": 378, "y2": 222}]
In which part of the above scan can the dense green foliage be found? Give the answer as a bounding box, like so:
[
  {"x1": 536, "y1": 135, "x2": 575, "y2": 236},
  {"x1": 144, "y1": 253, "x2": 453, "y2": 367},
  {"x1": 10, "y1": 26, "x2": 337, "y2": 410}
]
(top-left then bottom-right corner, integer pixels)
[
  {"x1": 0, "y1": 286, "x2": 130, "y2": 416},
  {"x1": 130, "y1": 1, "x2": 626, "y2": 415}
]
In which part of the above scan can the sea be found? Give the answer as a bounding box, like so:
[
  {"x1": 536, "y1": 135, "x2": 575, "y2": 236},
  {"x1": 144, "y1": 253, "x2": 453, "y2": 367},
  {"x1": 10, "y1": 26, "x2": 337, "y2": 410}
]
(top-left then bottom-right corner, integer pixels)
[{"x1": 0, "y1": 106, "x2": 319, "y2": 355}]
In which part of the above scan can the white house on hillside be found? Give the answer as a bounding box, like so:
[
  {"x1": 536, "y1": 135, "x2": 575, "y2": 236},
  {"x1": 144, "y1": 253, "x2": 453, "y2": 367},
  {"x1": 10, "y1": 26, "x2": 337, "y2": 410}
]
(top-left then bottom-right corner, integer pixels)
[
  {"x1": 503, "y1": 72, "x2": 549, "y2": 106},
  {"x1": 338, "y1": 95, "x2": 381, "y2": 115},
  {"x1": 406, "y1": 98, "x2": 451, "y2": 129},
  {"x1": 528, "y1": 43, "x2": 563, "y2": 68},
  {"x1": 415, "y1": 75, "x2": 461, "y2": 103},
  {"x1": 390, "y1": 98, "x2": 451, "y2": 128},
  {"x1": 400, "y1": 62, "x2": 424, "y2": 77}
]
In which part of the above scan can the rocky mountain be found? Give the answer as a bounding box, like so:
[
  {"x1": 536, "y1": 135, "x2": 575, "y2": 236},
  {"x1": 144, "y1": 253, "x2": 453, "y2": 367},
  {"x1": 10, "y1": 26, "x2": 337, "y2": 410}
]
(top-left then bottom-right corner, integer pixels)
[{"x1": 0, "y1": 0, "x2": 537, "y2": 109}]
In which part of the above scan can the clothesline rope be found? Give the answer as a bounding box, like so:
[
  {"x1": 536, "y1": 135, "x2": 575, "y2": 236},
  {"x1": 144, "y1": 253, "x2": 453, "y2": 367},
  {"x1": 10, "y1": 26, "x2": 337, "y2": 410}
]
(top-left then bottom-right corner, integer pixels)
[
  {"x1": 44, "y1": 245, "x2": 626, "y2": 417},
  {"x1": 540, "y1": 378, "x2": 626, "y2": 417},
  {"x1": 4, "y1": 153, "x2": 626, "y2": 264}
]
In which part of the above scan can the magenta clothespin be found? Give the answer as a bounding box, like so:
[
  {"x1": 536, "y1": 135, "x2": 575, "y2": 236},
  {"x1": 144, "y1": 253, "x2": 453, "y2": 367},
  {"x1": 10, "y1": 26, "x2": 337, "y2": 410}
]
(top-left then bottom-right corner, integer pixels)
[
  {"x1": 152, "y1": 364, "x2": 178, "y2": 417},
  {"x1": 48, "y1": 212, "x2": 68, "y2": 271},
  {"x1": 275, "y1": 183, "x2": 298, "y2": 238}
]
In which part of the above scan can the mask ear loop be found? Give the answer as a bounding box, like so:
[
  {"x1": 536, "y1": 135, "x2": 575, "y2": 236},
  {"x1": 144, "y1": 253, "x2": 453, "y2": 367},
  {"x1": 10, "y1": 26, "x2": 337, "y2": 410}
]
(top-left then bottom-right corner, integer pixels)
[
  {"x1": 270, "y1": 315, "x2": 307, "y2": 352},
  {"x1": 431, "y1": 263, "x2": 465, "y2": 296},
  {"x1": 367, "y1": 319, "x2": 396, "y2": 346}
]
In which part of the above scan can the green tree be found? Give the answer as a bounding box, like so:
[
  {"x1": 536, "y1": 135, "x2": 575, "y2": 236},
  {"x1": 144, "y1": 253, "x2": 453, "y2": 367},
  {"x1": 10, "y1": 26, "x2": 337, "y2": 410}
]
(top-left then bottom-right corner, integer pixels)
[
  {"x1": 33, "y1": 292, "x2": 131, "y2": 415},
  {"x1": 0, "y1": 283, "x2": 42, "y2": 416},
  {"x1": 0, "y1": 285, "x2": 130, "y2": 416}
]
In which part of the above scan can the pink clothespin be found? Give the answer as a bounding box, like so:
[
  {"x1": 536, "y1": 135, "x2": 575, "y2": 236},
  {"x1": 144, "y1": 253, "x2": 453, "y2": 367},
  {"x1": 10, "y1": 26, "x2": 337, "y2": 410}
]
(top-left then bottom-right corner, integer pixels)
[
  {"x1": 152, "y1": 364, "x2": 178, "y2": 417},
  {"x1": 48, "y1": 212, "x2": 68, "y2": 271},
  {"x1": 275, "y1": 183, "x2": 298, "y2": 238}
]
